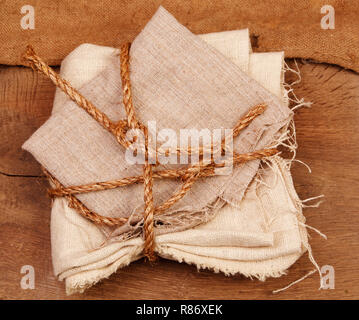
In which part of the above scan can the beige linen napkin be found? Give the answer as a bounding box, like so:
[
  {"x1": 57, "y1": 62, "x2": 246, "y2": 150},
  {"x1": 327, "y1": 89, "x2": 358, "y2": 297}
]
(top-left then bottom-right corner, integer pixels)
[
  {"x1": 44, "y1": 29, "x2": 308, "y2": 294},
  {"x1": 23, "y1": 7, "x2": 292, "y2": 235}
]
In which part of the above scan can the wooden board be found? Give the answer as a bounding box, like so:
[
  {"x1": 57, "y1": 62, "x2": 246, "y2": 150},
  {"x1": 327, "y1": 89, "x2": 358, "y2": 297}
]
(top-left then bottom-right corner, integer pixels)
[{"x1": 0, "y1": 61, "x2": 358, "y2": 299}]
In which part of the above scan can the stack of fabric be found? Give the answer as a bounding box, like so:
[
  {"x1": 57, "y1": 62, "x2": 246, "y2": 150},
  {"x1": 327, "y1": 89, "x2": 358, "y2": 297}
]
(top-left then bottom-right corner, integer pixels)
[{"x1": 23, "y1": 6, "x2": 311, "y2": 294}]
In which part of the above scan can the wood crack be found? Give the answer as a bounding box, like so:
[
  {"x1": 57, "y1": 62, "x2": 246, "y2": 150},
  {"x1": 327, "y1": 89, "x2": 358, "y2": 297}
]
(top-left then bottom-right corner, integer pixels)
[{"x1": 0, "y1": 170, "x2": 44, "y2": 178}]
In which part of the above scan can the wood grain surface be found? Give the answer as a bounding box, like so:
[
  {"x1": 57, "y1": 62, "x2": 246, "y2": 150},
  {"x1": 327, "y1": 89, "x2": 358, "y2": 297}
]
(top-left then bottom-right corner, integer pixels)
[{"x1": 0, "y1": 61, "x2": 358, "y2": 300}]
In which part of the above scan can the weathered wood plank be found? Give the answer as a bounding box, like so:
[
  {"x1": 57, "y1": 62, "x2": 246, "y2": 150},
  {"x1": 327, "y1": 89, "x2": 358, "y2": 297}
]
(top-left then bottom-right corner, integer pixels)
[
  {"x1": 0, "y1": 66, "x2": 56, "y2": 176},
  {"x1": 0, "y1": 61, "x2": 358, "y2": 299}
]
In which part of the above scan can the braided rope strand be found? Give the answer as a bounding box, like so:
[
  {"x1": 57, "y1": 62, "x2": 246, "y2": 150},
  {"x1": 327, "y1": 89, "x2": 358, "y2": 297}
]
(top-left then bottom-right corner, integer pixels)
[
  {"x1": 47, "y1": 148, "x2": 277, "y2": 198},
  {"x1": 119, "y1": 44, "x2": 156, "y2": 260},
  {"x1": 142, "y1": 129, "x2": 156, "y2": 261}
]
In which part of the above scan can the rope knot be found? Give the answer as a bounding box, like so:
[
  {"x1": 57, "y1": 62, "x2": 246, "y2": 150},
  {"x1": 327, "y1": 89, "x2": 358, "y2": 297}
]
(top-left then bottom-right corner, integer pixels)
[{"x1": 114, "y1": 120, "x2": 131, "y2": 148}]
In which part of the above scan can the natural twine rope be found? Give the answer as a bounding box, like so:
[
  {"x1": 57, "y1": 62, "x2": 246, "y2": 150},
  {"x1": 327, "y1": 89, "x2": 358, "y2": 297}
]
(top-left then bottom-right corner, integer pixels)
[{"x1": 23, "y1": 43, "x2": 278, "y2": 261}]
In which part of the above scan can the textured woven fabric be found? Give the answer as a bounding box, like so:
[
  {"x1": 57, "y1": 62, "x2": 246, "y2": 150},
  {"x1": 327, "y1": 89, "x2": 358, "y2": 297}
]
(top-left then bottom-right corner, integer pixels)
[
  {"x1": 23, "y1": 7, "x2": 291, "y2": 233},
  {"x1": 2, "y1": 2, "x2": 359, "y2": 73},
  {"x1": 40, "y1": 27, "x2": 307, "y2": 294}
]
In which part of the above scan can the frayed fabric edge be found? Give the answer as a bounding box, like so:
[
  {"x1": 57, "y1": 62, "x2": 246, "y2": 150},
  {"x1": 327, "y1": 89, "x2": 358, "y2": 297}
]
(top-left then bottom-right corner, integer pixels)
[
  {"x1": 155, "y1": 245, "x2": 290, "y2": 282},
  {"x1": 64, "y1": 246, "x2": 144, "y2": 295}
]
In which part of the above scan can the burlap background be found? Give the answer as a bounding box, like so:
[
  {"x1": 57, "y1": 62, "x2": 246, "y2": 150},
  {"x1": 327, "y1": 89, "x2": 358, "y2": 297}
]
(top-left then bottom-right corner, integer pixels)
[{"x1": 1, "y1": 0, "x2": 358, "y2": 72}]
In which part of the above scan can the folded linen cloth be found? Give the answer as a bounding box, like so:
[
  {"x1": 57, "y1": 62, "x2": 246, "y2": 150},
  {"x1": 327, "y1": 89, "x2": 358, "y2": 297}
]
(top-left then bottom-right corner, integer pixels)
[
  {"x1": 23, "y1": 7, "x2": 292, "y2": 236},
  {"x1": 56, "y1": 157, "x2": 307, "y2": 295},
  {"x1": 36, "y1": 26, "x2": 307, "y2": 294}
]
